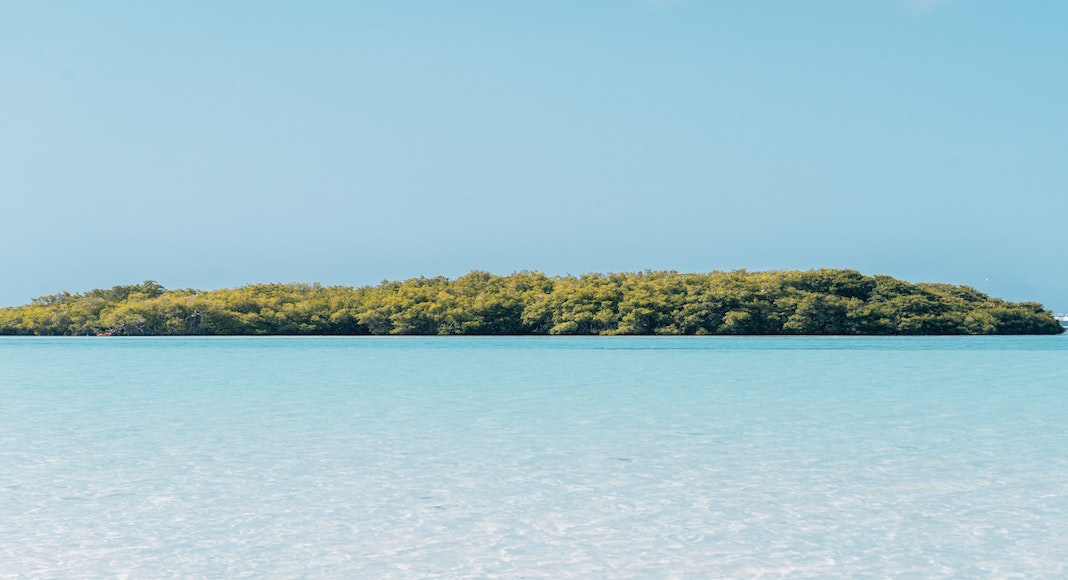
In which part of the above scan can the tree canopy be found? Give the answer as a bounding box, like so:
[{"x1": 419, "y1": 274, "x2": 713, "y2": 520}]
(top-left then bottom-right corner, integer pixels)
[{"x1": 0, "y1": 270, "x2": 1062, "y2": 336}]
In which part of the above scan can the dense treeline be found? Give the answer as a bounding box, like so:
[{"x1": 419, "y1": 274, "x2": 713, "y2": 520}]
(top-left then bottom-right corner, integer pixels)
[{"x1": 0, "y1": 270, "x2": 1062, "y2": 336}]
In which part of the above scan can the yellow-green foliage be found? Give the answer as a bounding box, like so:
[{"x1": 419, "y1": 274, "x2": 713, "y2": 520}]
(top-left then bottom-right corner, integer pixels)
[{"x1": 0, "y1": 270, "x2": 1062, "y2": 336}]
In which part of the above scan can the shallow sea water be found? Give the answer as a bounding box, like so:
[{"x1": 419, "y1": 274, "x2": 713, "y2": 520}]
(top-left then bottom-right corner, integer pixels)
[{"x1": 1, "y1": 336, "x2": 1067, "y2": 577}]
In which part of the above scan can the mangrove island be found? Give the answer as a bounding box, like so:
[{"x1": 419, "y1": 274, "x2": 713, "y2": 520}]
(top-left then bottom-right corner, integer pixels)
[{"x1": 1, "y1": 270, "x2": 1062, "y2": 336}]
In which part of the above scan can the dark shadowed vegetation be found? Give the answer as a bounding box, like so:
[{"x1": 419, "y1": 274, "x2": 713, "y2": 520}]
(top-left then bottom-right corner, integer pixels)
[{"x1": 1, "y1": 270, "x2": 1062, "y2": 336}]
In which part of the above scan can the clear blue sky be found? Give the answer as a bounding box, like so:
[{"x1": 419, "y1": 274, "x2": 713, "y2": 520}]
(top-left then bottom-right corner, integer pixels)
[{"x1": 3, "y1": 1, "x2": 1066, "y2": 310}]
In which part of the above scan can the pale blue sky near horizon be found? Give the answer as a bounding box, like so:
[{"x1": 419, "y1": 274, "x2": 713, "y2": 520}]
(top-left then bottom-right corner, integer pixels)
[{"x1": 2, "y1": 1, "x2": 1066, "y2": 310}]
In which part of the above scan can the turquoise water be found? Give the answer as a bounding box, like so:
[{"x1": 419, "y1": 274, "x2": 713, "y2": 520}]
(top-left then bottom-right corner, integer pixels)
[{"x1": 2, "y1": 336, "x2": 1067, "y2": 577}]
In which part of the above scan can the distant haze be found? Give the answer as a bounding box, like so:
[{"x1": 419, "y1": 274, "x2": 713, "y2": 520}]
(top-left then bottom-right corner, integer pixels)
[{"x1": 2, "y1": 2, "x2": 1066, "y2": 311}]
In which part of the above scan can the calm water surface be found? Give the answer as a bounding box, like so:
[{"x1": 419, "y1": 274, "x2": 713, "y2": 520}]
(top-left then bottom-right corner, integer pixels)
[{"x1": 2, "y1": 336, "x2": 1067, "y2": 577}]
